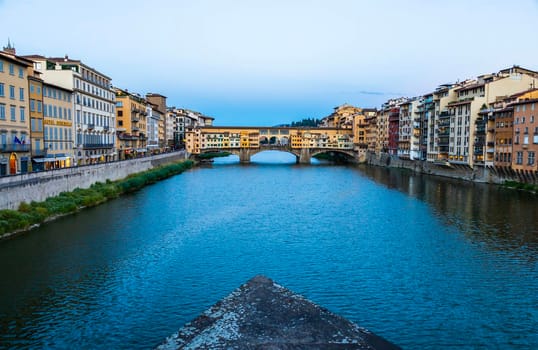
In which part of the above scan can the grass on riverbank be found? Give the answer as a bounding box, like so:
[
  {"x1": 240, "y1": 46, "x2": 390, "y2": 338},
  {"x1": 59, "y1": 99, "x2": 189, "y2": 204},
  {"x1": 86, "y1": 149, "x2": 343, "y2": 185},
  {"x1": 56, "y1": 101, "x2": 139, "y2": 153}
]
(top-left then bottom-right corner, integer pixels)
[
  {"x1": 503, "y1": 180, "x2": 538, "y2": 193},
  {"x1": 0, "y1": 160, "x2": 193, "y2": 236}
]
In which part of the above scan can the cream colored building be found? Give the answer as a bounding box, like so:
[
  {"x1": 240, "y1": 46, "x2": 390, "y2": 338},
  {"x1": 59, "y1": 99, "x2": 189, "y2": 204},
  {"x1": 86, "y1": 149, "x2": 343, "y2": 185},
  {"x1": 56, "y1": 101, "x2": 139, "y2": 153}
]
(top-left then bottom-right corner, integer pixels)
[
  {"x1": 42, "y1": 82, "x2": 75, "y2": 169},
  {"x1": 444, "y1": 66, "x2": 538, "y2": 167},
  {"x1": 0, "y1": 46, "x2": 32, "y2": 175},
  {"x1": 26, "y1": 55, "x2": 116, "y2": 165}
]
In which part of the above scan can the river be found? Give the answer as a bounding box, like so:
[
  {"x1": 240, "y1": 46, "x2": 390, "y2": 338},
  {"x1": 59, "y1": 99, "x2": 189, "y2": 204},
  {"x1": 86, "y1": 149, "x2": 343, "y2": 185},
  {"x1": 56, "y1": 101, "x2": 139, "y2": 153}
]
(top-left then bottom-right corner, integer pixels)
[{"x1": 0, "y1": 152, "x2": 537, "y2": 349}]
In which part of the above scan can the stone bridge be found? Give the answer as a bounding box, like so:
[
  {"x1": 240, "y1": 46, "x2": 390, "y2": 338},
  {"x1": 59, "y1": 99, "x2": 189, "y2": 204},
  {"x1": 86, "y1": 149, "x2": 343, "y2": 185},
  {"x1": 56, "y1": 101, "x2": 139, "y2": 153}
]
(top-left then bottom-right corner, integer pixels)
[{"x1": 186, "y1": 126, "x2": 358, "y2": 164}]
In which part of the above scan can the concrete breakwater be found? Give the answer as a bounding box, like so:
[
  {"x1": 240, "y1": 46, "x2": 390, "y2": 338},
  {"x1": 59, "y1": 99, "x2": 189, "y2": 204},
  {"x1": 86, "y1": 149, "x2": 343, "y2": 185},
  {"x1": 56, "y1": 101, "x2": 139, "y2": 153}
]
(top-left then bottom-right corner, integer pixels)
[
  {"x1": 366, "y1": 152, "x2": 538, "y2": 186},
  {"x1": 0, "y1": 151, "x2": 187, "y2": 210}
]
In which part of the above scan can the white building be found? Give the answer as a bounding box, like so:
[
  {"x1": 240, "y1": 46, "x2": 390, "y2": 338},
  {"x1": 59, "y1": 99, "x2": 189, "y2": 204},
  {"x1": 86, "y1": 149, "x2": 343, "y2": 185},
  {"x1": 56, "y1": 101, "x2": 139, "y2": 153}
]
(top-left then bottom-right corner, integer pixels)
[{"x1": 28, "y1": 55, "x2": 116, "y2": 165}]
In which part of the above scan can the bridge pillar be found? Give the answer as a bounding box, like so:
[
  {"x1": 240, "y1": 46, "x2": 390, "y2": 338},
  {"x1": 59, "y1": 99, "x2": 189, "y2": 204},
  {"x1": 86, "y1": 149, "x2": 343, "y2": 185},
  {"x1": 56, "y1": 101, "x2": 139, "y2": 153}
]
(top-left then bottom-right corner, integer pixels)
[
  {"x1": 239, "y1": 148, "x2": 251, "y2": 163},
  {"x1": 297, "y1": 148, "x2": 311, "y2": 164}
]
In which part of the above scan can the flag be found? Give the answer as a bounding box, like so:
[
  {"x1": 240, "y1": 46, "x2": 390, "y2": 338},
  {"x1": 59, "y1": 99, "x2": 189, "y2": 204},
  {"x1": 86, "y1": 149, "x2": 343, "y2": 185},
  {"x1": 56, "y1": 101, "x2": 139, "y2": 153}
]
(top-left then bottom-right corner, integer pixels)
[{"x1": 14, "y1": 136, "x2": 22, "y2": 144}]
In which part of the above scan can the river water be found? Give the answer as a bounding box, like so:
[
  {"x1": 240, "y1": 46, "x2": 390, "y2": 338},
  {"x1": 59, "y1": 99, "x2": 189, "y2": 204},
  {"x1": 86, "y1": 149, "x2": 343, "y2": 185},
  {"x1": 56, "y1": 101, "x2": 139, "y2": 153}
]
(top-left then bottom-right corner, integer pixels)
[{"x1": 0, "y1": 152, "x2": 537, "y2": 349}]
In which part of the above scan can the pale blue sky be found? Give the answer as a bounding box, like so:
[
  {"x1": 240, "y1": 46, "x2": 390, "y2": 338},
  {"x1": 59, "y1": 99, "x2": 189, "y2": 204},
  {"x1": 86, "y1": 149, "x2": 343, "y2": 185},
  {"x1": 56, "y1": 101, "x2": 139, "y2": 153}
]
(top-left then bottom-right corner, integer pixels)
[{"x1": 2, "y1": 0, "x2": 538, "y2": 125}]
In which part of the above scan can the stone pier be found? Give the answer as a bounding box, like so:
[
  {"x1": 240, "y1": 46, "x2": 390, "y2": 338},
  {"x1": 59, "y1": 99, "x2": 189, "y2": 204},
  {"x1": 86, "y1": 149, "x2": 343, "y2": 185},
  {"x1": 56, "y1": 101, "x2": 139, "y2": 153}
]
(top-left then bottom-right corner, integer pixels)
[{"x1": 157, "y1": 275, "x2": 400, "y2": 349}]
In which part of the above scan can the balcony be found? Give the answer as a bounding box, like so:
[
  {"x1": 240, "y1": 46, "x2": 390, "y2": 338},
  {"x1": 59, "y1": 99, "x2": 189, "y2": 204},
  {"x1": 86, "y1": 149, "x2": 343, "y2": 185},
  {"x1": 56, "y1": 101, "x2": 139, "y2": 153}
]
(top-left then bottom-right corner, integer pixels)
[
  {"x1": 88, "y1": 123, "x2": 95, "y2": 130},
  {"x1": 132, "y1": 126, "x2": 140, "y2": 132},
  {"x1": 139, "y1": 132, "x2": 147, "y2": 140},
  {"x1": 82, "y1": 143, "x2": 114, "y2": 149},
  {"x1": 103, "y1": 125, "x2": 110, "y2": 132},
  {"x1": 1, "y1": 143, "x2": 31, "y2": 152},
  {"x1": 32, "y1": 148, "x2": 47, "y2": 156},
  {"x1": 131, "y1": 116, "x2": 139, "y2": 122}
]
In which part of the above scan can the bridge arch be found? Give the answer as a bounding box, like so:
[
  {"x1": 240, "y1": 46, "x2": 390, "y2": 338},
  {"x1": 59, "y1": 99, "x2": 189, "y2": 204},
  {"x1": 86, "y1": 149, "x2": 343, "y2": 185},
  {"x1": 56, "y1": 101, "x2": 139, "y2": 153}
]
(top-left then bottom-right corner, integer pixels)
[{"x1": 310, "y1": 149, "x2": 357, "y2": 163}]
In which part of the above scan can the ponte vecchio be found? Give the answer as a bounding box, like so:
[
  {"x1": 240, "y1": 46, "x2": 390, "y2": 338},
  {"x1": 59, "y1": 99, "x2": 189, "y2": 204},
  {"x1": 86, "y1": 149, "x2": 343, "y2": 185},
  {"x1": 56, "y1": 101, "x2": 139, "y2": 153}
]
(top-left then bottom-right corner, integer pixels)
[{"x1": 185, "y1": 126, "x2": 359, "y2": 164}]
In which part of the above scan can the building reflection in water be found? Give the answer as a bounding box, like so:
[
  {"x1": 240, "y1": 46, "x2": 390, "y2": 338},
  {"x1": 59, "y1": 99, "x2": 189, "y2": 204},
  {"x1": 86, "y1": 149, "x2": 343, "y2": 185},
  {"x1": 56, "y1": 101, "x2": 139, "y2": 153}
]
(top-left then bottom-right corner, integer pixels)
[{"x1": 356, "y1": 165, "x2": 538, "y2": 261}]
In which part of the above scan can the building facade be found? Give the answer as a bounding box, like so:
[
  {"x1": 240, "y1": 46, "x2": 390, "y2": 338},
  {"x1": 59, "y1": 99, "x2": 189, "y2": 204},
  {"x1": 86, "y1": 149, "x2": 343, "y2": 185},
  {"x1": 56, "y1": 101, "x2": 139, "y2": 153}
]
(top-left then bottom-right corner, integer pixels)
[
  {"x1": 41, "y1": 82, "x2": 75, "y2": 169},
  {"x1": 512, "y1": 98, "x2": 538, "y2": 173},
  {"x1": 0, "y1": 47, "x2": 32, "y2": 175},
  {"x1": 27, "y1": 55, "x2": 116, "y2": 165},
  {"x1": 115, "y1": 88, "x2": 148, "y2": 159}
]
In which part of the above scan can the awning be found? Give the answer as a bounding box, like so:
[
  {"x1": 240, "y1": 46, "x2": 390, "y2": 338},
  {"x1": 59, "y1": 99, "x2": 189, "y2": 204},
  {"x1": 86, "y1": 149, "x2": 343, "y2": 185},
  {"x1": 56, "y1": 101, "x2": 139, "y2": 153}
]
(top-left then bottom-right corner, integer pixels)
[
  {"x1": 137, "y1": 148, "x2": 147, "y2": 152},
  {"x1": 90, "y1": 154, "x2": 102, "y2": 159},
  {"x1": 54, "y1": 157, "x2": 68, "y2": 161},
  {"x1": 32, "y1": 158, "x2": 46, "y2": 163}
]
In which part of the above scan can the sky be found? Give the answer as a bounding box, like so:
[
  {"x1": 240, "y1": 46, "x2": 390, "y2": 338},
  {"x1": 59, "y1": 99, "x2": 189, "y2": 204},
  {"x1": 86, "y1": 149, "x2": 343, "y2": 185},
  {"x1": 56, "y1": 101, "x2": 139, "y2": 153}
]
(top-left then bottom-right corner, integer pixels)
[{"x1": 2, "y1": 0, "x2": 538, "y2": 126}]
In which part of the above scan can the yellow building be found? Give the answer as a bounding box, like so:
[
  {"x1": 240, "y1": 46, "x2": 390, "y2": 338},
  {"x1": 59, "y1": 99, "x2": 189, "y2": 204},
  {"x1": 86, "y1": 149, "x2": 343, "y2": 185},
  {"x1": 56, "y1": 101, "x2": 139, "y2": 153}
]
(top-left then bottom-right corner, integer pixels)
[
  {"x1": 41, "y1": 82, "x2": 74, "y2": 169},
  {"x1": 28, "y1": 71, "x2": 45, "y2": 169},
  {"x1": 322, "y1": 103, "x2": 363, "y2": 129},
  {"x1": 0, "y1": 45, "x2": 32, "y2": 175},
  {"x1": 186, "y1": 127, "x2": 353, "y2": 154},
  {"x1": 115, "y1": 88, "x2": 148, "y2": 159}
]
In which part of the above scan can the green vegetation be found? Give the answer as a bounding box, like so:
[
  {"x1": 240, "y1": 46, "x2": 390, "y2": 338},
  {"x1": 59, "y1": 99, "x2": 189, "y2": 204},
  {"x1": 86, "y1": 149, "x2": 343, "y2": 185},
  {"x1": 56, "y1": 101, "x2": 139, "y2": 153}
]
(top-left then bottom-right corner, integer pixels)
[
  {"x1": 503, "y1": 180, "x2": 538, "y2": 193},
  {"x1": 197, "y1": 152, "x2": 231, "y2": 159},
  {"x1": 0, "y1": 160, "x2": 193, "y2": 236},
  {"x1": 277, "y1": 118, "x2": 322, "y2": 128}
]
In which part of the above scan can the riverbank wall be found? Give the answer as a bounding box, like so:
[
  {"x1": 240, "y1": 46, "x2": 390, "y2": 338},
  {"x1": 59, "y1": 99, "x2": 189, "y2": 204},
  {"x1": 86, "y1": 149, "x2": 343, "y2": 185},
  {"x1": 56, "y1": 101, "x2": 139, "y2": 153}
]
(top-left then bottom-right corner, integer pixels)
[
  {"x1": 0, "y1": 151, "x2": 187, "y2": 210},
  {"x1": 366, "y1": 152, "x2": 538, "y2": 185}
]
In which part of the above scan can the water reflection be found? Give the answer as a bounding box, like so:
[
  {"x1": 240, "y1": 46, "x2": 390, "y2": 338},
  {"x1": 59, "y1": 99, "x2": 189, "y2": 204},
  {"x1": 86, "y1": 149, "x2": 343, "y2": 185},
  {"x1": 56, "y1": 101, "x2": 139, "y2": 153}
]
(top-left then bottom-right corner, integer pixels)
[{"x1": 356, "y1": 165, "x2": 538, "y2": 260}]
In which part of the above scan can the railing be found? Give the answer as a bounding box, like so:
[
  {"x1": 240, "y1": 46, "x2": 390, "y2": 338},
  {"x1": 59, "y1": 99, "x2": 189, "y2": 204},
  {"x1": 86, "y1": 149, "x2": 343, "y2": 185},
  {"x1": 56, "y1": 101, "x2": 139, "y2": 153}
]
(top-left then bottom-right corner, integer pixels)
[
  {"x1": 88, "y1": 123, "x2": 95, "y2": 130},
  {"x1": 1, "y1": 144, "x2": 31, "y2": 152}
]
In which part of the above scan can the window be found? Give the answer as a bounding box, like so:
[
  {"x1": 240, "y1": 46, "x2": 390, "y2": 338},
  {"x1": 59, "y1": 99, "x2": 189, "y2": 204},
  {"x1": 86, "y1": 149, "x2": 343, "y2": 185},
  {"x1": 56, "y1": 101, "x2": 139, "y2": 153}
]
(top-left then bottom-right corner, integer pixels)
[
  {"x1": 9, "y1": 85, "x2": 15, "y2": 99},
  {"x1": 516, "y1": 151, "x2": 523, "y2": 164},
  {"x1": 531, "y1": 116, "x2": 535, "y2": 123},
  {"x1": 30, "y1": 85, "x2": 35, "y2": 94},
  {"x1": 0, "y1": 61, "x2": 3, "y2": 72},
  {"x1": 30, "y1": 99, "x2": 35, "y2": 112},
  {"x1": 37, "y1": 101, "x2": 42, "y2": 113},
  {"x1": 18, "y1": 67, "x2": 23, "y2": 78},
  {"x1": 19, "y1": 87, "x2": 24, "y2": 101},
  {"x1": 10, "y1": 105, "x2": 16, "y2": 121},
  {"x1": 0, "y1": 83, "x2": 4, "y2": 97},
  {"x1": 36, "y1": 86, "x2": 41, "y2": 95},
  {"x1": 20, "y1": 107, "x2": 25, "y2": 122},
  {"x1": 9, "y1": 63, "x2": 14, "y2": 75},
  {"x1": 0, "y1": 104, "x2": 5, "y2": 120},
  {"x1": 31, "y1": 118, "x2": 36, "y2": 131},
  {"x1": 529, "y1": 151, "x2": 535, "y2": 166},
  {"x1": 524, "y1": 135, "x2": 529, "y2": 145},
  {"x1": 38, "y1": 119, "x2": 43, "y2": 132}
]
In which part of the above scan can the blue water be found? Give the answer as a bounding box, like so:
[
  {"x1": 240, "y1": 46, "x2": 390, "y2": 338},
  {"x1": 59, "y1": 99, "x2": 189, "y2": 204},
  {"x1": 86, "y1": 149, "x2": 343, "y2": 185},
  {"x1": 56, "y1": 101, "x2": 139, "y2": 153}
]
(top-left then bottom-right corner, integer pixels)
[{"x1": 0, "y1": 152, "x2": 537, "y2": 349}]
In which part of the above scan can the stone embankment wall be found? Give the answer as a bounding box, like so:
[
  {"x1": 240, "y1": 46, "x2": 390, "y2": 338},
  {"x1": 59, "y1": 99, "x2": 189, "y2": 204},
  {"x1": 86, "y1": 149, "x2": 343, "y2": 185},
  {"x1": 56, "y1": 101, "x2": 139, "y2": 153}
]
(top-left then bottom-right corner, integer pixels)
[
  {"x1": 366, "y1": 152, "x2": 538, "y2": 185},
  {"x1": 0, "y1": 151, "x2": 187, "y2": 210}
]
